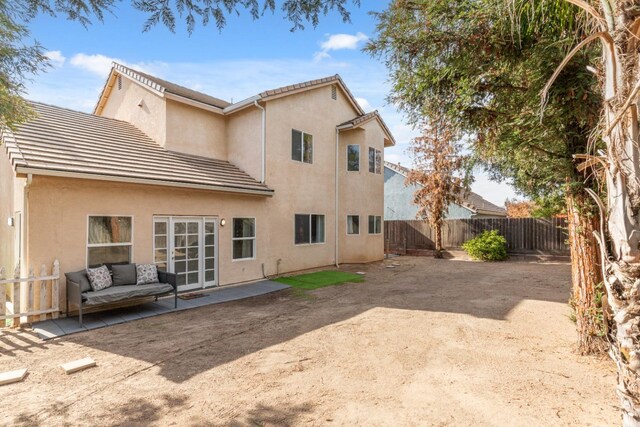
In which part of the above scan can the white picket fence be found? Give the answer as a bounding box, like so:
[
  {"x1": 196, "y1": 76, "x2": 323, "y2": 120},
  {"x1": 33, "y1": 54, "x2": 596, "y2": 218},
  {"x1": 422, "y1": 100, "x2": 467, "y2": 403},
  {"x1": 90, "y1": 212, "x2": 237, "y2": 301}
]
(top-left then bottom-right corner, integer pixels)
[{"x1": 0, "y1": 260, "x2": 60, "y2": 326}]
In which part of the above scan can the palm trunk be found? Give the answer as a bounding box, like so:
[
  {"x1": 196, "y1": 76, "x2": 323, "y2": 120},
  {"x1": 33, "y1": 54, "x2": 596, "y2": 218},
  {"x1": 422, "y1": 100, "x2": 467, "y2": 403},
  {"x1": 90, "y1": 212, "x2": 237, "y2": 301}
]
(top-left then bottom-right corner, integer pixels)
[
  {"x1": 434, "y1": 222, "x2": 443, "y2": 258},
  {"x1": 566, "y1": 190, "x2": 607, "y2": 355}
]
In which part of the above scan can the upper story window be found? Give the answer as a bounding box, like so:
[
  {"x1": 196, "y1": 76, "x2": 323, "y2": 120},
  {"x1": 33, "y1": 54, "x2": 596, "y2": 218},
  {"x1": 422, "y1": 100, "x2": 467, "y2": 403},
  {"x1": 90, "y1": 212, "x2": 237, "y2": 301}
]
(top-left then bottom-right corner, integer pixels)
[
  {"x1": 368, "y1": 148, "x2": 382, "y2": 174},
  {"x1": 292, "y1": 129, "x2": 313, "y2": 164},
  {"x1": 87, "y1": 216, "x2": 132, "y2": 267},
  {"x1": 347, "y1": 145, "x2": 360, "y2": 171},
  {"x1": 233, "y1": 218, "x2": 256, "y2": 260},
  {"x1": 295, "y1": 214, "x2": 325, "y2": 245}
]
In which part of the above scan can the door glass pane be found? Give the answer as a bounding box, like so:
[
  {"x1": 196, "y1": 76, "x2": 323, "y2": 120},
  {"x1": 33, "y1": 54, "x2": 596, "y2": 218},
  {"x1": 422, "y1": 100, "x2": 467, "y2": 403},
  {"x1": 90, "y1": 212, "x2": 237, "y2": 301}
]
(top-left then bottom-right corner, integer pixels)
[
  {"x1": 187, "y1": 234, "x2": 199, "y2": 247},
  {"x1": 175, "y1": 261, "x2": 186, "y2": 274},
  {"x1": 187, "y1": 247, "x2": 199, "y2": 259},
  {"x1": 188, "y1": 260, "x2": 199, "y2": 271},
  {"x1": 188, "y1": 272, "x2": 199, "y2": 284},
  {"x1": 177, "y1": 274, "x2": 186, "y2": 286},
  {"x1": 205, "y1": 234, "x2": 215, "y2": 245},
  {"x1": 156, "y1": 262, "x2": 167, "y2": 271},
  {"x1": 174, "y1": 248, "x2": 186, "y2": 260},
  {"x1": 205, "y1": 270, "x2": 215, "y2": 282},
  {"x1": 155, "y1": 221, "x2": 167, "y2": 235},
  {"x1": 154, "y1": 249, "x2": 167, "y2": 263},
  {"x1": 187, "y1": 222, "x2": 198, "y2": 234},
  {"x1": 175, "y1": 235, "x2": 186, "y2": 247},
  {"x1": 174, "y1": 222, "x2": 186, "y2": 234},
  {"x1": 205, "y1": 246, "x2": 215, "y2": 258},
  {"x1": 205, "y1": 258, "x2": 215, "y2": 269},
  {"x1": 155, "y1": 236, "x2": 167, "y2": 248},
  {"x1": 205, "y1": 222, "x2": 215, "y2": 234}
]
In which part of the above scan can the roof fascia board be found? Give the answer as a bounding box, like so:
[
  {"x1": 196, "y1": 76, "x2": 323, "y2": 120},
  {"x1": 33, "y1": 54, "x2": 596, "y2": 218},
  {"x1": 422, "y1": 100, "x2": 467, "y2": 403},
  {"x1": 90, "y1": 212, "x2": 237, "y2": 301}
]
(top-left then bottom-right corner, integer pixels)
[
  {"x1": 93, "y1": 69, "x2": 117, "y2": 115},
  {"x1": 338, "y1": 114, "x2": 396, "y2": 147},
  {"x1": 15, "y1": 167, "x2": 274, "y2": 197},
  {"x1": 222, "y1": 95, "x2": 261, "y2": 114},
  {"x1": 164, "y1": 92, "x2": 225, "y2": 115}
]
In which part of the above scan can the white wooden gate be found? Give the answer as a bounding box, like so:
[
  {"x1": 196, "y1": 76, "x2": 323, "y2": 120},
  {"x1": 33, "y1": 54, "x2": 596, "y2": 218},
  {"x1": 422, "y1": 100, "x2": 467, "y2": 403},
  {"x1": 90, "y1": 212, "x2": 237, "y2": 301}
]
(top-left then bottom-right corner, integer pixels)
[{"x1": 0, "y1": 260, "x2": 60, "y2": 327}]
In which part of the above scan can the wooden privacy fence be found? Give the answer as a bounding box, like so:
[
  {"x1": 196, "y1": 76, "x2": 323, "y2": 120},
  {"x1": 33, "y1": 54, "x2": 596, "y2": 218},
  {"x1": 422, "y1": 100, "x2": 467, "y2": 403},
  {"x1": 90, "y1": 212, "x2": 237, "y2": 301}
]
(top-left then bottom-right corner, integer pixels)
[
  {"x1": 0, "y1": 260, "x2": 60, "y2": 327},
  {"x1": 385, "y1": 218, "x2": 569, "y2": 255}
]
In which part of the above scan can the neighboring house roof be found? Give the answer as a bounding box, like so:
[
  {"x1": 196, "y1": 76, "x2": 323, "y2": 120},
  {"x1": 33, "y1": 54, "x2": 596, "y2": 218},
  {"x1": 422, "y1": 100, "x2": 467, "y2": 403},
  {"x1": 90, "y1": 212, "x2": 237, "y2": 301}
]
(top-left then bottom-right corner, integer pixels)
[
  {"x1": 338, "y1": 111, "x2": 396, "y2": 147},
  {"x1": 384, "y1": 161, "x2": 506, "y2": 216},
  {"x1": 4, "y1": 102, "x2": 273, "y2": 196}
]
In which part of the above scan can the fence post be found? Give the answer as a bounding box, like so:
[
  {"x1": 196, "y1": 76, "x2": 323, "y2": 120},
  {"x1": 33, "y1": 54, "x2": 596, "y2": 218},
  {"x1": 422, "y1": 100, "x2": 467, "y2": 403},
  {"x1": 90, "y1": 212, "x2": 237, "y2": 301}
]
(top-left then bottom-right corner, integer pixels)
[
  {"x1": 52, "y1": 259, "x2": 60, "y2": 319},
  {"x1": 26, "y1": 267, "x2": 35, "y2": 325},
  {"x1": 11, "y1": 263, "x2": 20, "y2": 327},
  {"x1": 0, "y1": 267, "x2": 5, "y2": 323},
  {"x1": 39, "y1": 264, "x2": 48, "y2": 322}
]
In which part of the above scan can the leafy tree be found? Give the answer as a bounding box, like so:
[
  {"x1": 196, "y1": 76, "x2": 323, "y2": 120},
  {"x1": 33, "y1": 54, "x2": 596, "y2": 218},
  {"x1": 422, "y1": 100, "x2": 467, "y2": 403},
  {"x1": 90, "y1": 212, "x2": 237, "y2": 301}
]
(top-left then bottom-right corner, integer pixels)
[
  {"x1": 366, "y1": 0, "x2": 607, "y2": 355},
  {"x1": 406, "y1": 115, "x2": 469, "y2": 258},
  {"x1": 0, "y1": 0, "x2": 360, "y2": 128}
]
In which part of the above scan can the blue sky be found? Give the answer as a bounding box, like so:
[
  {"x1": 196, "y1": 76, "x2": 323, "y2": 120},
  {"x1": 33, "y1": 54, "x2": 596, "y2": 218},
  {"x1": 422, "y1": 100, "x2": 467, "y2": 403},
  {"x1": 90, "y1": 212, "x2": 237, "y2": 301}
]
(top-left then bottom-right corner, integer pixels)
[{"x1": 25, "y1": 3, "x2": 519, "y2": 206}]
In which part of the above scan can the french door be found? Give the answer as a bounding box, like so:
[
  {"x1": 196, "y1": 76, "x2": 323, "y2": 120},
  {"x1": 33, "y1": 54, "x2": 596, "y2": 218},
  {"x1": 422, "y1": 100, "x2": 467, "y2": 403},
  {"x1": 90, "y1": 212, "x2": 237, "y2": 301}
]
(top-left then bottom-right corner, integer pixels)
[{"x1": 153, "y1": 216, "x2": 218, "y2": 291}]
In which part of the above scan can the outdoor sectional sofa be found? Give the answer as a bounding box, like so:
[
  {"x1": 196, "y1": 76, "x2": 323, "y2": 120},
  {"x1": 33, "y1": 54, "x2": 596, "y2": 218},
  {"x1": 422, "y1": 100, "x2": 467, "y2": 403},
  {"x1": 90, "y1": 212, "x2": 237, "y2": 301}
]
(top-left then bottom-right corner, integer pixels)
[{"x1": 65, "y1": 264, "x2": 178, "y2": 326}]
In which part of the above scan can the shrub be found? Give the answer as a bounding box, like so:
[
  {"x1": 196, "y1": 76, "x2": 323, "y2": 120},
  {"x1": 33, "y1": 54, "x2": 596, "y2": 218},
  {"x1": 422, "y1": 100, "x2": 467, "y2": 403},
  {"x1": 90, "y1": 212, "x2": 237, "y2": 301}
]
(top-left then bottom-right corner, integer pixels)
[{"x1": 462, "y1": 230, "x2": 508, "y2": 261}]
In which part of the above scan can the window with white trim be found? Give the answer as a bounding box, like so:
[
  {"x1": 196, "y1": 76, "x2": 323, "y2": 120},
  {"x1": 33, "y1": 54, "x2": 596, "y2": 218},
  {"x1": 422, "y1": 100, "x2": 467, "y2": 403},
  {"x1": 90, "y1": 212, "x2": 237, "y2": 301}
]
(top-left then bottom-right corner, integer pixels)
[
  {"x1": 292, "y1": 129, "x2": 313, "y2": 164},
  {"x1": 368, "y1": 215, "x2": 382, "y2": 234},
  {"x1": 347, "y1": 144, "x2": 360, "y2": 171},
  {"x1": 295, "y1": 214, "x2": 325, "y2": 244},
  {"x1": 347, "y1": 215, "x2": 360, "y2": 235},
  {"x1": 233, "y1": 218, "x2": 256, "y2": 260},
  {"x1": 87, "y1": 216, "x2": 132, "y2": 267},
  {"x1": 368, "y1": 147, "x2": 382, "y2": 174}
]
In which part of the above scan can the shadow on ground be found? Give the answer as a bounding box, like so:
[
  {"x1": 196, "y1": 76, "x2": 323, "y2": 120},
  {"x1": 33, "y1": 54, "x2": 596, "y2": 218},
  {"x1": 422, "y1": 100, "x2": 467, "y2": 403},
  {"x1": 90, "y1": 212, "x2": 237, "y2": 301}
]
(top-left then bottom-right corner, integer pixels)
[{"x1": 8, "y1": 257, "x2": 571, "y2": 386}]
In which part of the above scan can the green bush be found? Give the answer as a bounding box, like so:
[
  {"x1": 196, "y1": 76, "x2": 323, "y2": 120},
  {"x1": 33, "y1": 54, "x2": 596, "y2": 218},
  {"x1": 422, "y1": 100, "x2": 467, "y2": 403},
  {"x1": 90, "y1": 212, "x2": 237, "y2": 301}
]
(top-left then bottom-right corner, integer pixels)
[{"x1": 462, "y1": 230, "x2": 508, "y2": 261}]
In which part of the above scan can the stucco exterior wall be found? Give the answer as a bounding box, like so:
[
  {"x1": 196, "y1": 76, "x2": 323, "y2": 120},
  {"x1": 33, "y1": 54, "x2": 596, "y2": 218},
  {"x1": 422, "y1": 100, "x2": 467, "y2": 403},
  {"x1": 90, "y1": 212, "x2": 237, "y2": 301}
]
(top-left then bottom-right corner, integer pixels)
[
  {"x1": 100, "y1": 76, "x2": 167, "y2": 147},
  {"x1": 165, "y1": 100, "x2": 227, "y2": 159},
  {"x1": 227, "y1": 107, "x2": 262, "y2": 180},
  {"x1": 338, "y1": 120, "x2": 385, "y2": 263},
  {"x1": 0, "y1": 150, "x2": 24, "y2": 273}
]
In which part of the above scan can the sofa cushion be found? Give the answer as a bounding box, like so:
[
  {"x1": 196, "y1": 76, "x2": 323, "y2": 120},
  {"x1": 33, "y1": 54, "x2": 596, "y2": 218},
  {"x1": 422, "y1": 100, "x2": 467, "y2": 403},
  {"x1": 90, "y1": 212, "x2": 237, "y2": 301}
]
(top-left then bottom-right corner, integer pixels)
[
  {"x1": 136, "y1": 264, "x2": 158, "y2": 285},
  {"x1": 112, "y1": 264, "x2": 137, "y2": 286},
  {"x1": 65, "y1": 270, "x2": 92, "y2": 293},
  {"x1": 82, "y1": 283, "x2": 174, "y2": 306},
  {"x1": 86, "y1": 265, "x2": 112, "y2": 291}
]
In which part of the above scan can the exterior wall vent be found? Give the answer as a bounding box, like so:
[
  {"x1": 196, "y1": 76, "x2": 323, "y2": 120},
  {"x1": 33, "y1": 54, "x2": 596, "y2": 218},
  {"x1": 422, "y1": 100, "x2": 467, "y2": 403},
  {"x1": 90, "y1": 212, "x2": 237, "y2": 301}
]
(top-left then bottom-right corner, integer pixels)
[
  {"x1": 117, "y1": 75, "x2": 122, "y2": 90},
  {"x1": 331, "y1": 85, "x2": 337, "y2": 100}
]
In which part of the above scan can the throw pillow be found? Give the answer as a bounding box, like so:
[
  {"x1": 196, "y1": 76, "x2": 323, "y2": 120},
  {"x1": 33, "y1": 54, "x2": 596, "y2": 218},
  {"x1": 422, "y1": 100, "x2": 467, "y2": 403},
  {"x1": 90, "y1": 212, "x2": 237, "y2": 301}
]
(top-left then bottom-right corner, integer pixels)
[
  {"x1": 112, "y1": 264, "x2": 137, "y2": 286},
  {"x1": 65, "y1": 270, "x2": 92, "y2": 293},
  {"x1": 136, "y1": 264, "x2": 159, "y2": 285},
  {"x1": 86, "y1": 265, "x2": 112, "y2": 291}
]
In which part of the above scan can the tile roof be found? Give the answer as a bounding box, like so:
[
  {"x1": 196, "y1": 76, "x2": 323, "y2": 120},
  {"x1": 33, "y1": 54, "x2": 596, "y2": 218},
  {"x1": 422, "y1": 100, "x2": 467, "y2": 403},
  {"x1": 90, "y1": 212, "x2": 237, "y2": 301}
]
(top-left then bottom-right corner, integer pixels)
[
  {"x1": 114, "y1": 63, "x2": 231, "y2": 109},
  {"x1": 4, "y1": 102, "x2": 273, "y2": 195},
  {"x1": 384, "y1": 161, "x2": 506, "y2": 215},
  {"x1": 338, "y1": 111, "x2": 396, "y2": 146}
]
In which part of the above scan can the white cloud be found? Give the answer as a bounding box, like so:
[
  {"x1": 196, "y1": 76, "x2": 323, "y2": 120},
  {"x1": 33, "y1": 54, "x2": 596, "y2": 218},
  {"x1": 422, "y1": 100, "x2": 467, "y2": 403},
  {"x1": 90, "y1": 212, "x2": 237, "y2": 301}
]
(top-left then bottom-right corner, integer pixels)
[
  {"x1": 355, "y1": 97, "x2": 372, "y2": 112},
  {"x1": 69, "y1": 53, "x2": 158, "y2": 78},
  {"x1": 45, "y1": 50, "x2": 66, "y2": 68},
  {"x1": 315, "y1": 32, "x2": 368, "y2": 62}
]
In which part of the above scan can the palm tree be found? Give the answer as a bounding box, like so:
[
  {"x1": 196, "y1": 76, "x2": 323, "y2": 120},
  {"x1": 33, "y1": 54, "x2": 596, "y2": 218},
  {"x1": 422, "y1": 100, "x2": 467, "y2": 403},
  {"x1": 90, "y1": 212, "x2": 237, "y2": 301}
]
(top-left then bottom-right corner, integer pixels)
[{"x1": 543, "y1": 1, "x2": 640, "y2": 424}]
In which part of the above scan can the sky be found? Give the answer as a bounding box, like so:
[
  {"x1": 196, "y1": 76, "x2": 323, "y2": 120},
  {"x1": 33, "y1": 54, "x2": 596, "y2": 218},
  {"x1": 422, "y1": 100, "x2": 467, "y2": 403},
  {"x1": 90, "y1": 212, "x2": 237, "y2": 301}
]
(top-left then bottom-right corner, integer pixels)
[{"x1": 24, "y1": 2, "x2": 520, "y2": 206}]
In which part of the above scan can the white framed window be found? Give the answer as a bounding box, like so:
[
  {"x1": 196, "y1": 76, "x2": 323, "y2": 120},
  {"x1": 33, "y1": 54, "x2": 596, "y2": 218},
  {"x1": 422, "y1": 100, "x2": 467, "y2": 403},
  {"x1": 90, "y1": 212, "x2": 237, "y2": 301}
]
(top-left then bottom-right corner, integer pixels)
[
  {"x1": 347, "y1": 215, "x2": 360, "y2": 235},
  {"x1": 295, "y1": 214, "x2": 325, "y2": 244},
  {"x1": 347, "y1": 144, "x2": 360, "y2": 171},
  {"x1": 233, "y1": 218, "x2": 256, "y2": 260},
  {"x1": 292, "y1": 129, "x2": 313, "y2": 164},
  {"x1": 368, "y1": 147, "x2": 382, "y2": 174},
  {"x1": 368, "y1": 215, "x2": 382, "y2": 234},
  {"x1": 87, "y1": 215, "x2": 133, "y2": 267}
]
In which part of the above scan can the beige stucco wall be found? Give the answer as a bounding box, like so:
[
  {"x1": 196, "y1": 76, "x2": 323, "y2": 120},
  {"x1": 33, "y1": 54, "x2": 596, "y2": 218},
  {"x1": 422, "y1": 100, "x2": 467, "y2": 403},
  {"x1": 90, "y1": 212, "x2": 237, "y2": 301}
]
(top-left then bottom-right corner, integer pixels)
[
  {"x1": 227, "y1": 107, "x2": 262, "y2": 180},
  {"x1": 0, "y1": 150, "x2": 25, "y2": 274},
  {"x1": 337, "y1": 120, "x2": 386, "y2": 263},
  {"x1": 100, "y1": 75, "x2": 167, "y2": 147},
  {"x1": 165, "y1": 100, "x2": 227, "y2": 159}
]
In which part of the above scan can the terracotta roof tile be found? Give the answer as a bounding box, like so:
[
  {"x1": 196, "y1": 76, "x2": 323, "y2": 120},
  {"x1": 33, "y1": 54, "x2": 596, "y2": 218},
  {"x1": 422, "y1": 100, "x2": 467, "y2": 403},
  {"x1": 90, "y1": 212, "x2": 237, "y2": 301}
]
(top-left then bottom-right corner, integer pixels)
[{"x1": 4, "y1": 102, "x2": 272, "y2": 195}]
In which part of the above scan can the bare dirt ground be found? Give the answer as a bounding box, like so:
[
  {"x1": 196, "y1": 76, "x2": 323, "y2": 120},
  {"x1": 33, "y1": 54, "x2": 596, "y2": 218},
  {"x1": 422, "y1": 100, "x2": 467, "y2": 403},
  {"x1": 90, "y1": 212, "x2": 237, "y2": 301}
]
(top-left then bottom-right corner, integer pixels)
[{"x1": 1, "y1": 257, "x2": 619, "y2": 426}]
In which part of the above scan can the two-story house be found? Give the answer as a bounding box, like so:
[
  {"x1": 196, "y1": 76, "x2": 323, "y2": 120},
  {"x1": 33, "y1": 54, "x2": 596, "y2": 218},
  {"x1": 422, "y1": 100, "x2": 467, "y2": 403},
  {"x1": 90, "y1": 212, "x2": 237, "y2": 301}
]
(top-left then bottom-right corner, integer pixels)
[{"x1": 0, "y1": 63, "x2": 395, "y2": 307}]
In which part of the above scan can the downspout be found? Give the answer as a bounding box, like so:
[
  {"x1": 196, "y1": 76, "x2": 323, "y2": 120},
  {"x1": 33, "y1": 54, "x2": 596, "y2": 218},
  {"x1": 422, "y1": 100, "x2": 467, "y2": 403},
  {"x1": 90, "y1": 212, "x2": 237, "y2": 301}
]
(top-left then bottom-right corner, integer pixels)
[
  {"x1": 335, "y1": 128, "x2": 340, "y2": 267},
  {"x1": 19, "y1": 173, "x2": 32, "y2": 323},
  {"x1": 254, "y1": 100, "x2": 266, "y2": 183}
]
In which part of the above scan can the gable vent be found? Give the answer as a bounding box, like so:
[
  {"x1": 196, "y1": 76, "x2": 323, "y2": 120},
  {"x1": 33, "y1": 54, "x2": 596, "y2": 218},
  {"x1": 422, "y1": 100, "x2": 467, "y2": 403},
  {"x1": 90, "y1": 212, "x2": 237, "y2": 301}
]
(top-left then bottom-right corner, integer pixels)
[
  {"x1": 331, "y1": 85, "x2": 337, "y2": 100},
  {"x1": 117, "y1": 75, "x2": 122, "y2": 90}
]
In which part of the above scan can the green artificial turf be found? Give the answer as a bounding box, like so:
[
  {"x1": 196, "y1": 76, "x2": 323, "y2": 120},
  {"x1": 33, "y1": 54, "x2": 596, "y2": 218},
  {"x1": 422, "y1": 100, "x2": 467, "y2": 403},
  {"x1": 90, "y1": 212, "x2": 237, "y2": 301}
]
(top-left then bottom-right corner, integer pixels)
[{"x1": 274, "y1": 270, "x2": 364, "y2": 290}]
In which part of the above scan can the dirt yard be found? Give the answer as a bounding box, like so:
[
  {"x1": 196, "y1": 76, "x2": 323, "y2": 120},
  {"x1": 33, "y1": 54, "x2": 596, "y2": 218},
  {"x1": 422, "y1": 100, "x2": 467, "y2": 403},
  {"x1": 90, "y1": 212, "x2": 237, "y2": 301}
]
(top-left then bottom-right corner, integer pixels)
[{"x1": 1, "y1": 257, "x2": 619, "y2": 426}]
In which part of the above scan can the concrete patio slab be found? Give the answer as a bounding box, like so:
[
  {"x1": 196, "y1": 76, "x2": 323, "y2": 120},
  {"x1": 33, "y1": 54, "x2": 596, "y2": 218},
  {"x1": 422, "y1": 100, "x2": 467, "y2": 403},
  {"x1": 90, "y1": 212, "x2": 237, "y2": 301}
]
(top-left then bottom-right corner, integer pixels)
[{"x1": 32, "y1": 280, "x2": 289, "y2": 340}]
